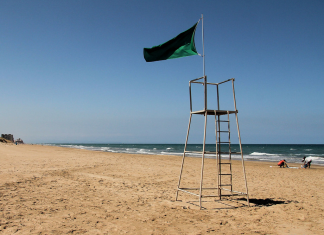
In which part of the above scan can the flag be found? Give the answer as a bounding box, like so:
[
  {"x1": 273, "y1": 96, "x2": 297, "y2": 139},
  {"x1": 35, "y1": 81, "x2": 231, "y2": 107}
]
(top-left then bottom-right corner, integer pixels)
[{"x1": 143, "y1": 22, "x2": 199, "y2": 62}]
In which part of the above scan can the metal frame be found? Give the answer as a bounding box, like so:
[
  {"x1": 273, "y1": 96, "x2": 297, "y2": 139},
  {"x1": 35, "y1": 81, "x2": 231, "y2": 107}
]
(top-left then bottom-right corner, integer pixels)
[{"x1": 175, "y1": 77, "x2": 249, "y2": 209}]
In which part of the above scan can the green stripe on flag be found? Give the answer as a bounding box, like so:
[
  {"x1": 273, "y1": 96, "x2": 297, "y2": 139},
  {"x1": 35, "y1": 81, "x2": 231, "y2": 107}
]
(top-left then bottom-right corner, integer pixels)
[{"x1": 143, "y1": 22, "x2": 199, "y2": 62}]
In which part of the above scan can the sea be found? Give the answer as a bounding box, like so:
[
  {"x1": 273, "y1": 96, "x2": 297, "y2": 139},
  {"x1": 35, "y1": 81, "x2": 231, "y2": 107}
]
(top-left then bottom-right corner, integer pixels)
[{"x1": 46, "y1": 143, "x2": 324, "y2": 166}]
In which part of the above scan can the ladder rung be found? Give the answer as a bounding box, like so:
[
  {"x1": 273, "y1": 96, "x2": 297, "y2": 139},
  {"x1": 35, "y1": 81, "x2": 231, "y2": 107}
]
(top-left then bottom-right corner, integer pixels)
[
  {"x1": 218, "y1": 120, "x2": 229, "y2": 122},
  {"x1": 219, "y1": 163, "x2": 231, "y2": 164},
  {"x1": 184, "y1": 151, "x2": 242, "y2": 154},
  {"x1": 219, "y1": 152, "x2": 241, "y2": 154},
  {"x1": 219, "y1": 184, "x2": 232, "y2": 186},
  {"x1": 217, "y1": 131, "x2": 229, "y2": 133},
  {"x1": 218, "y1": 142, "x2": 230, "y2": 144},
  {"x1": 219, "y1": 174, "x2": 232, "y2": 176},
  {"x1": 184, "y1": 151, "x2": 222, "y2": 154}
]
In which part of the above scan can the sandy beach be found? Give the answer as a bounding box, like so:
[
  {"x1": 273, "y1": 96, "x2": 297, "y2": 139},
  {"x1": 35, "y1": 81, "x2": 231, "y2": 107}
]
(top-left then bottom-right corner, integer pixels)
[{"x1": 0, "y1": 143, "x2": 323, "y2": 234}]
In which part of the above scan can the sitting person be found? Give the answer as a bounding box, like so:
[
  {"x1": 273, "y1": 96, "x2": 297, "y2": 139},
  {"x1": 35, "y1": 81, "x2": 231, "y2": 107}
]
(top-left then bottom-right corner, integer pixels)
[
  {"x1": 301, "y1": 156, "x2": 312, "y2": 169},
  {"x1": 277, "y1": 159, "x2": 288, "y2": 168}
]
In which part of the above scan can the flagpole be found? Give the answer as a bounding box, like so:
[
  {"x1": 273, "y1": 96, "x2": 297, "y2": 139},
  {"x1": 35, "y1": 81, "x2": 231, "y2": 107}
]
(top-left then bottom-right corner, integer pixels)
[
  {"x1": 202, "y1": 14, "x2": 205, "y2": 78},
  {"x1": 202, "y1": 14, "x2": 206, "y2": 111},
  {"x1": 200, "y1": 13, "x2": 207, "y2": 209}
]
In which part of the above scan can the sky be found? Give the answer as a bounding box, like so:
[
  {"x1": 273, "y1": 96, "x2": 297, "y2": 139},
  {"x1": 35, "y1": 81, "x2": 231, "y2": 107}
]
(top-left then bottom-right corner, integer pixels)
[{"x1": 1, "y1": 0, "x2": 323, "y2": 144}]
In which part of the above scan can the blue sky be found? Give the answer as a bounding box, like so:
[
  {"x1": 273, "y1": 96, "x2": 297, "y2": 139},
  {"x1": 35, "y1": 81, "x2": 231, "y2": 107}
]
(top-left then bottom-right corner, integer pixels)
[{"x1": 1, "y1": 0, "x2": 323, "y2": 144}]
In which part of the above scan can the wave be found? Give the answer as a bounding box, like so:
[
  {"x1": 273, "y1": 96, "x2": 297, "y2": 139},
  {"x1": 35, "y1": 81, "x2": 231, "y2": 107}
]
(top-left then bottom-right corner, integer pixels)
[
  {"x1": 46, "y1": 143, "x2": 324, "y2": 166},
  {"x1": 250, "y1": 152, "x2": 278, "y2": 156}
]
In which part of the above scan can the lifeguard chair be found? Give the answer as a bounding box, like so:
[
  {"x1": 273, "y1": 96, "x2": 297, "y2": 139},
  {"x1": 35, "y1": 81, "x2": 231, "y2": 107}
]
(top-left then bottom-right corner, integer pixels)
[{"x1": 175, "y1": 76, "x2": 249, "y2": 209}]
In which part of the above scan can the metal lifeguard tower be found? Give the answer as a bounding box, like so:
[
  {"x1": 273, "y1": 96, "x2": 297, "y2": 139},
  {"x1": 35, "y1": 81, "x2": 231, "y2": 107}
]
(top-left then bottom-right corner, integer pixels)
[{"x1": 175, "y1": 76, "x2": 249, "y2": 209}]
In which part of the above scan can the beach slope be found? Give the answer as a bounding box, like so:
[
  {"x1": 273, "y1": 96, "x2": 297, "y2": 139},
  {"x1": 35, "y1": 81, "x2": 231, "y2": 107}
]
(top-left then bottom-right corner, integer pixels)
[{"x1": 0, "y1": 144, "x2": 323, "y2": 234}]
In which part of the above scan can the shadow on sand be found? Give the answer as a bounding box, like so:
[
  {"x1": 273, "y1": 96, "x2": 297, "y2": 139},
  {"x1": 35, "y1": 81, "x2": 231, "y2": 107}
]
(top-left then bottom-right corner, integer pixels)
[
  {"x1": 237, "y1": 198, "x2": 295, "y2": 207},
  {"x1": 180, "y1": 198, "x2": 297, "y2": 210}
]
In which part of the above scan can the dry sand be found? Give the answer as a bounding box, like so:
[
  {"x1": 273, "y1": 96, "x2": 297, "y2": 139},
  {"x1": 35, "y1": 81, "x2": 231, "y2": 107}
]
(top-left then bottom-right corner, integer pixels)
[{"x1": 0, "y1": 143, "x2": 323, "y2": 234}]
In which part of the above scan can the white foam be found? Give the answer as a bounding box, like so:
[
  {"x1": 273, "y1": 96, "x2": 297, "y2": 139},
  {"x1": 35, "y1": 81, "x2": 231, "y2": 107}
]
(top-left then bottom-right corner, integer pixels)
[
  {"x1": 50, "y1": 144, "x2": 324, "y2": 166},
  {"x1": 250, "y1": 152, "x2": 277, "y2": 156},
  {"x1": 306, "y1": 156, "x2": 321, "y2": 161}
]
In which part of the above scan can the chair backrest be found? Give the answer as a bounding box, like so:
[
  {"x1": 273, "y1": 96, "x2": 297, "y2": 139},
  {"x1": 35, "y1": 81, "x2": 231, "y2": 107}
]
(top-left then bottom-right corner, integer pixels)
[{"x1": 189, "y1": 77, "x2": 237, "y2": 112}]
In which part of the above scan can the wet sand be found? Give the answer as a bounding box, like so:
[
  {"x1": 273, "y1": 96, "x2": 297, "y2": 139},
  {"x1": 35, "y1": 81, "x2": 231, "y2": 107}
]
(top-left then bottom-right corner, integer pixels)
[{"x1": 0, "y1": 143, "x2": 323, "y2": 234}]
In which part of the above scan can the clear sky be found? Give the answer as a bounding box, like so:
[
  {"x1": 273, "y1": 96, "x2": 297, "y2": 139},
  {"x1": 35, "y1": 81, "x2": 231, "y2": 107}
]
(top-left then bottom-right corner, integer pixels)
[{"x1": 1, "y1": 0, "x2": 323, "y2": 144}]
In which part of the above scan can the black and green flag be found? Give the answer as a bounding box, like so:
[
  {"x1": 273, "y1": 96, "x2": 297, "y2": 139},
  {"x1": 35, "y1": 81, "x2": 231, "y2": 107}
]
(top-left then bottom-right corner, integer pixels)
[{"x1": 143, "y1": 22, "x2": 199, "y2": 62}]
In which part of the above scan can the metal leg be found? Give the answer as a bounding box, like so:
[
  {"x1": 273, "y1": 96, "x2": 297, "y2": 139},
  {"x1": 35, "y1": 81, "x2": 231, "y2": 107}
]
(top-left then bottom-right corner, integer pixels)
[
  {"x1": 217, "y1": 114, "x2": 222, "y2": 200},
  {"x1": 235, "y1": 112, "x2": 250, "y2": 206},
  {"x1": 214, "y1": 111, "x2": 219, "y2": 199},
  {"x1": 199, "y1": 111, "x2": 208, "y2": 209},
  {"x1": 227, "y1": 111, "x2": 233, "y2": 194},
  {"x1": 176, "y1": 113, "x2": 192, "y2": 201}
]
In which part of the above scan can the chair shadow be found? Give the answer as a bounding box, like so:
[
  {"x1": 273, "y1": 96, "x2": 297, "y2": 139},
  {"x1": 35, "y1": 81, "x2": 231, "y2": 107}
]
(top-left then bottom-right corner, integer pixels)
[
  {"x1": 179, "y1": 198, "x2": 297, "y2": 210},
  {"x1": 236, "y1": 197, "x2": 293, "y2": 207}
]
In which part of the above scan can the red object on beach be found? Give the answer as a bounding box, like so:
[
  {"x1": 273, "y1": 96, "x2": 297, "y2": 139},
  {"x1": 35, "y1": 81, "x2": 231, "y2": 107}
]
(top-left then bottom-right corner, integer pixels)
[{"x1": 278, "y1": 160, "x2": 285, "y2": 166}]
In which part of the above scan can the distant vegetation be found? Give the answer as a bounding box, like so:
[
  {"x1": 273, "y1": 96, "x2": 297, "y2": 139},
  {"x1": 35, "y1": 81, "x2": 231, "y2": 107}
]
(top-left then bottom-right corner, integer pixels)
[{"x1": 0, "y1": 137, "x2": 13, "y2": 143}]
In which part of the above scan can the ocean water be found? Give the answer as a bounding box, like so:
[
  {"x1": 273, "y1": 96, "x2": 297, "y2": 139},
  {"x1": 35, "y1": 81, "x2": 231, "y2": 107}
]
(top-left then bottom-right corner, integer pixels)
[{"x1": 47, "y1": 143, "x2": 324, "y2": 166}]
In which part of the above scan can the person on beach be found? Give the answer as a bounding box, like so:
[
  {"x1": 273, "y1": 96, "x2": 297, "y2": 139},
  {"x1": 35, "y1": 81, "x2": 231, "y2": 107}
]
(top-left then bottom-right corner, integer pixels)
[
  {"x1": 301, "y1": 156, "x2": 312, "y2": 169},
  {"x1": 278, "y1": 159, "x2": 288, "y2": 168}
]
